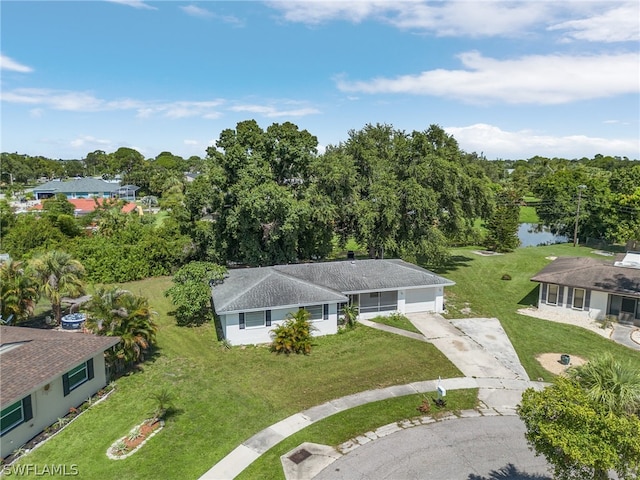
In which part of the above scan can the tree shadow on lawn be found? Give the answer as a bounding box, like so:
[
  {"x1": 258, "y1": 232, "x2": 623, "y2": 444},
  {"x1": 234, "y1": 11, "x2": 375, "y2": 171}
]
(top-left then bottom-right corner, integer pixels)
[
  {"x1": 431, "y1": 255, "x2": 474, "y2": 275},
  {"x1": 467, "y1": 463, "x2": 551, "y2": 480},
  {"x1": 518, "y1": 285, "x2": 539, "y2": 307}
]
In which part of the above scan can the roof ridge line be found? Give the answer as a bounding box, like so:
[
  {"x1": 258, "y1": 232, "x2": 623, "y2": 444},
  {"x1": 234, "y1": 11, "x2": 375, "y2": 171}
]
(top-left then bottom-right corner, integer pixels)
[{"x1": 271, "y1": 266, "x2": 345, "y2": 297}]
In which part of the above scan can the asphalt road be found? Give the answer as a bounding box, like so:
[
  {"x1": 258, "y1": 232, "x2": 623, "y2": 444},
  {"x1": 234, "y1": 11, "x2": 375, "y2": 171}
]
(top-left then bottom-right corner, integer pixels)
[{"x1": 314, "y1": 416, "x2": 552, "y2": 480}]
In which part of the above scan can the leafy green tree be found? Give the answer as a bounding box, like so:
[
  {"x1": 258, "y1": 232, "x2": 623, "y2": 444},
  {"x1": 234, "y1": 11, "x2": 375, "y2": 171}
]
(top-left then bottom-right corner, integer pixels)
[
  {"x1": 519, "y1": 376, "x2": 640, "y2": 480},
  {"x1": 568, "y1": 354, "x2": 640, "y2": 416},
  {"x1": 29, "y1": 250, "x2": 85, "y2": 325},
  {"x1": 484, "y1": 188, "x2": 521, "y2": 252},
  {"x1": 270, "y1": 308, "x2": 316, "y2": 355},
  {"x1": 0, "y1": 200, "x2": 16, "y2": 249},
  {"x1": 0, "y1": 260, "x2": 39, "y2": 324},
  {"x1": 84, "y1": 287, "x2": 157, "y2": 364},
  {"x1": 2, "y1": 215, "x2": 66, "y2": 259},
  {"x1": 165, "y1": 261, "x2": 227, "y2": 326}
]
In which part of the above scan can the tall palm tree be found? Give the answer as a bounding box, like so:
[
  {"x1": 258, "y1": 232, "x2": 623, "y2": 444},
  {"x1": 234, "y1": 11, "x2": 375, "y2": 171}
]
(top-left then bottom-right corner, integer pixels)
[
  {"x1": 84, "y1": 288, "x2": 157, "y2": 365},
  {"x1": 29, "y1": 250, "x2": 85, "y2": 325},
  {"x1": 0, "y1": 260, "x2": 39, "y2": 324},
  {"x1": 568, "y1": 353, "x2": 640, "y2": 416}
]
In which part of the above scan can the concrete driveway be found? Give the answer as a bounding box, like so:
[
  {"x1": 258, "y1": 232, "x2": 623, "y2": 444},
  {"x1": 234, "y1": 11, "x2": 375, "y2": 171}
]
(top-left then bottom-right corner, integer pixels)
[{"x1": 314, "y1": 416, "x2": 552, "y2": 480}]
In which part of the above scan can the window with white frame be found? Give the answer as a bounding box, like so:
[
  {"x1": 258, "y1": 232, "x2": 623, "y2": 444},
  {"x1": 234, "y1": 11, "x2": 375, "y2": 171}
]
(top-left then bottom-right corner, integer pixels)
[
  {"x1": 63, "y1": 359, "x2": 94, "y2": 396},
  {"x1": 547, "y1": 284, "x2": 559, "y2": 305},
  {"x1": 572, "y1": 288, "x2": 585, "y2": 309},
  {"x1": 245, "y1": 311, "x2": 265, "y2": 328}
]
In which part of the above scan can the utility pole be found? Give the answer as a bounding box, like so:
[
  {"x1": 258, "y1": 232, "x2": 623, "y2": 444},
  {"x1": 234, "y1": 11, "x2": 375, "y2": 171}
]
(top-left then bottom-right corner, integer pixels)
[{"x1": 573, "y1": 185, "x2": 586, "y2": 247}]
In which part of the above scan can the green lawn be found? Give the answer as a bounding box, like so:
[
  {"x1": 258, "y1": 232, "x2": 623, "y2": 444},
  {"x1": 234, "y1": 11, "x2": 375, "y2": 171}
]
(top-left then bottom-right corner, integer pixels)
[
  {"x1": 16, "y1": 276, "x2": 461, "y2": 479},
  {"x1": 238, "y1": 388, "x2": 478, "y2": 480},
  {"x1": 14, "y1": 244, "x2": 640, "y2": 479},
  {"x1": 518, "y1": 206, "x2": 539, "y2": 223},
  {"x1": 368, "y1": 313, "x2": 422, "y2": 334},
  {"x1": 437, "y1": 245, "x2": 640, "y2": 381}
]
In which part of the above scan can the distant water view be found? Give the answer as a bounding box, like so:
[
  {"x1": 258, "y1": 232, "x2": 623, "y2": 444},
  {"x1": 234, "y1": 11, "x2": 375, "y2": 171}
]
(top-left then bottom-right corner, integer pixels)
[{"x1": 518, "y1": 223, "x2": 568, "y2": 247}]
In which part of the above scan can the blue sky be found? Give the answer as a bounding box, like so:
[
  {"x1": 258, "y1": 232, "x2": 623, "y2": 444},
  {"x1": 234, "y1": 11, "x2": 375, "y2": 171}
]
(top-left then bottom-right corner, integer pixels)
[{"x1": 1, "y1": 1, "x2": 639, "y2": 160}]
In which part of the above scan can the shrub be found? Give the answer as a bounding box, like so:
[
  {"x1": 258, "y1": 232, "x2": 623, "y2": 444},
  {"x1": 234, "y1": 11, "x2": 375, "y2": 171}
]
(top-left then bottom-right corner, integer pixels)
[{"x1": 270, "y1": 309, "x2": 317, "y2": 355}]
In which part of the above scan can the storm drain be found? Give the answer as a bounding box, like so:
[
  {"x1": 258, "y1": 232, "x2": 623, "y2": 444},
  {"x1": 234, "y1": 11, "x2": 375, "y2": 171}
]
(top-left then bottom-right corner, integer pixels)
[{"x1": 288, "y1": 448, "x2": 312, "y2": 464}]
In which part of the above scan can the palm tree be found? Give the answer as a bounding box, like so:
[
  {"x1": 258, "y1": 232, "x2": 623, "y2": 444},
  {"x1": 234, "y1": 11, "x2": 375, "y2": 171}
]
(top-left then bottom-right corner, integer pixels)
[
  {"x1": 0, "y1": 260, "x2": 39, "y2": 324},
  {"x1": 29, "y1": 250, "x2": 85, "y2": 325},
  {"x1": 568, "y1": 353, "x2": 640, "y2": 416},
  {"x1": 84, "y1": 288, "x2": 157, "y2": 365}
]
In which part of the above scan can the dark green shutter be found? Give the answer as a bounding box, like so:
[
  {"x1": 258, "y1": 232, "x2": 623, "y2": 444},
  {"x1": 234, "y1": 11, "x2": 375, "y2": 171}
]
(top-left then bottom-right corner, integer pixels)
[
  {"x1": 265, "y1": 310, "x2": 271, "y2": 327},
  {"x1": 239, "y1": 313, "x2": 245, "y2": 330},
  {"x1": 62, "y1": 373, "x2": 70, "y2": 396},
  {"x1": 566, "y1": 288, "x2": 573, "y2": 308},
  {"x1": 541, "y1": 284, "x2": 547, "y2": 303},
  {"x1": 323, "y1": 304, "x2": 329, "y2": 320},
  {"x1": 87, "y1": 358, "x2": 94, "y2": 381},
  {"x1": 22, "y1": 395, "x2": 33, "y2": 422},
  {"x1": 585, "y1": 290, "x2": 591, "y2": 309}
]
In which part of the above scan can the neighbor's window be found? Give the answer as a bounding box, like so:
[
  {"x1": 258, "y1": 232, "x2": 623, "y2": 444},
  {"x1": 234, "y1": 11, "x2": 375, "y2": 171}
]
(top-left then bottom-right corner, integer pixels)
[
  {"x1": 63, "y1": 359, "x2": 94, "y2": 396},
  {"x1": 245, "y1": 311, "x2": 265, "y2": 328},
  {"x1": 572, "y1": 288, "x2": 585, "y2": 309},
  {"x1": 547, "y1": 284, "x2": 559, "y2": 305},
  {"x1": 1, "y1": 396, "x2": 32, "y2": 436}
]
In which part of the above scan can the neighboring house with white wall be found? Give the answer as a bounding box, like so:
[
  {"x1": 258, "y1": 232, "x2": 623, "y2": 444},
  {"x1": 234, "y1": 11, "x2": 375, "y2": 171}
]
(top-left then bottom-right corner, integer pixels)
[
  {"x1": 211, "y1": 259, "x2": 455, "y2": 345},
  {"x1": 0, "y1": 326, "x2": 119, "y2": 459},
  {"x1": 530, "y1": 253, "x2": 640, "y2": 326}
]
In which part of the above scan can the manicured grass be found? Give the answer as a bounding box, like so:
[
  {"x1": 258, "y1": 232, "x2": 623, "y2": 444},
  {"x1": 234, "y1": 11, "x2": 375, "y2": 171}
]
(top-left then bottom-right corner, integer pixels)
[
  {"x1": 518, "y1": 206, "x2": 539, "y2": 223},
  {"x1": 369, "y1": 313, "x2": 422, "y2": 334},
  {"x1": 16, "y1": 276, "x2": 461, "y2": 479},
  {"x1": 238, "y1": 388, "x2": 478, "y2": 480},
  {"x1": 437, "y1": 245, "x2": 640, "y2": 382}
]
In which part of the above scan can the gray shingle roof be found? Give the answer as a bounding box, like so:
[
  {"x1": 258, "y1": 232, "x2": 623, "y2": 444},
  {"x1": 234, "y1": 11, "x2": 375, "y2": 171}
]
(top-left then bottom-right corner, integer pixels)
[
  {"x1": 33, "y1": 178, "x2": 121, "y2": 194},
  {"x1": 0, "y1": 326, "x2": 120, "y2": 406},
  {"x1": 212, "y1": 259, "x2": 454, "y2": 314},
  {"x1": 530, "y1": 256, "x2": 640, "y2": 298}
]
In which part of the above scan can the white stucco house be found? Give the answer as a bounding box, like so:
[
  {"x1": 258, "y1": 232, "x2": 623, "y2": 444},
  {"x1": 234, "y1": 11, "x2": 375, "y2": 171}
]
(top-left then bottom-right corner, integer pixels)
[
  {"x1": 530, "y1": 252, "x2": 640, "y2": 326},
  {"x1": 0, "y1": 326, "x2": 119, "y2": 459},
  {"x1": 211, "y1": 258, "x2": 455, "y2": 345}
]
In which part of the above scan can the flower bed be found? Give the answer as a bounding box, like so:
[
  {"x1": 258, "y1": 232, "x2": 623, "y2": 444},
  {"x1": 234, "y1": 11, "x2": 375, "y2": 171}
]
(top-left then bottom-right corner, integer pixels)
[{"x1": 106, "y1": 419, "x2": 164, "y2": 460}]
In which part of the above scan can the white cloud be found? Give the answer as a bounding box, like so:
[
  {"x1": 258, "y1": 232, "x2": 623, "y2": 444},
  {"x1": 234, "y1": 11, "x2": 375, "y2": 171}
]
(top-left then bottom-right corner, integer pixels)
[
  {"x1": 548, "y1": 2, "x2": 639, "y2": 43},
  {"x1": 0, "y1": 54, "x2": 34, "y2": 73},
  {"x1": 268, "y1": 1, "x2": 552, "y2": 37},
  {"x1": 230, "y1": 104, "x2": 320, "y2": 117},
  {"x1": 336, "y1": 51, "x2": 639, "y2": 104},
  {"x1": 106, "y1": 0, "x2": 157, "y2": 10},
  {"x1": 445, "y1": 123, "x2": 639, "y2": 159},
  {"x1": 184, "y1": 139, "x2": 199, "y2": 146},
  {"x1": 180, "y1": 5, "x2": 213, "y2": 18},
  {"x1": 70, "y1": 135, "x2": 112, "y2": 149},
  {"x1": 1, "y1": 88, "x2": 224, "y2": 118}
]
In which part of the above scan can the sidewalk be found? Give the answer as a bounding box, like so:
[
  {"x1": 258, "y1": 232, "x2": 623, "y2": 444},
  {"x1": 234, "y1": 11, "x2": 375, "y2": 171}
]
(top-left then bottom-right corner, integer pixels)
[{"x1": 199, "y1": 315, "x2": 544, "y2": 480}]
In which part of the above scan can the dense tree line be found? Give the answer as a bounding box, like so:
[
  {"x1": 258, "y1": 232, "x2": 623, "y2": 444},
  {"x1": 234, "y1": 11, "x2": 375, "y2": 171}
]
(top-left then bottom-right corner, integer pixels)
[{"x1": 2, "y1": 120, "x2": 639, "y2": 282}]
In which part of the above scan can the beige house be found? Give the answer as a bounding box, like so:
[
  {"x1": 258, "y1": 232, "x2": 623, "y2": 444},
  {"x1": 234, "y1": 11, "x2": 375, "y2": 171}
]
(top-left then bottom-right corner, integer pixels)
[
  {"x1": 530, "y1": 252, "x2": 640, "y2": 326},
  {"x1": 0, "y1": 326, "x2": 119, "y2": 459}
]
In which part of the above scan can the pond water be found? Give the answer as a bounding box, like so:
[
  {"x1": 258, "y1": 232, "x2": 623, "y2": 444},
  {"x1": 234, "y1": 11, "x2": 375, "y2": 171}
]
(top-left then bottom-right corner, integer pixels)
[{"x1": 518, "y1": 223, "x2": 568, "y2": 247}]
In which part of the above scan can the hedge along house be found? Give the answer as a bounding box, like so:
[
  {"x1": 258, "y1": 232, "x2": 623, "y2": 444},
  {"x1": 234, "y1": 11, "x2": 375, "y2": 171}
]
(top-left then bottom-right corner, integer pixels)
[
  {"x1": 0, "y1": 326, "x2": 119, "y2": 459},
  {"x1": 211, "y1": 259, "x2": 455, "y2": 345},
  {"x1": 530, "y1": 253, "x2": 640, "y2": 327}
]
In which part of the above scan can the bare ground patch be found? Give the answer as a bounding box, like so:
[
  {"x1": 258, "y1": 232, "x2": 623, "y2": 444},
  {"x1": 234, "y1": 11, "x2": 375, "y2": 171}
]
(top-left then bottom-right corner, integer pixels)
[{"x1": 536, "y1": 353, "x2": 587, "y2": 376}]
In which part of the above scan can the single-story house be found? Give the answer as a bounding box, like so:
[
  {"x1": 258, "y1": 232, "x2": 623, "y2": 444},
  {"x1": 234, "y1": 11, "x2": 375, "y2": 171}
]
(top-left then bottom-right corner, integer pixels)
[
  {"x1": 33, "y1": 178, "x2": 122, "y2": 200},
  {"x1": 211, "y1": 259, "x2": 455, "y2": 345},
  {"x1": 31, "y1": 198, "x2": 139, "y2": 216},
  {"x1": 0, "y1": 326, "x2": 119, "y2": 459},
  {"x1": 530, "y1": 252, "x2": 640, "y2": 326}
]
